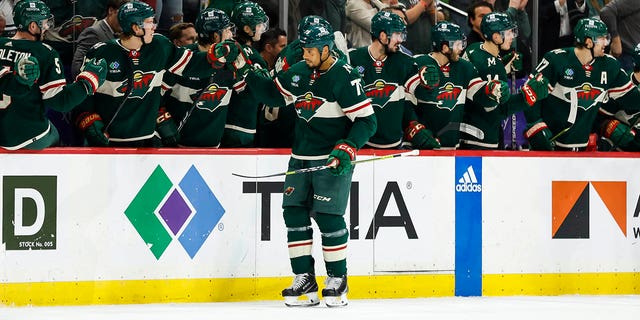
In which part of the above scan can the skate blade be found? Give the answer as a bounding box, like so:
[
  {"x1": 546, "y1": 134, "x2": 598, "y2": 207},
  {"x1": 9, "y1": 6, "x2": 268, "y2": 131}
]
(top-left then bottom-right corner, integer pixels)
[
  {"x1": 324, "y1": 293, "x2": 348, "y2": 307},
  {"x1": 284, "y1": 292, "x2": 319, "y2": 307}
]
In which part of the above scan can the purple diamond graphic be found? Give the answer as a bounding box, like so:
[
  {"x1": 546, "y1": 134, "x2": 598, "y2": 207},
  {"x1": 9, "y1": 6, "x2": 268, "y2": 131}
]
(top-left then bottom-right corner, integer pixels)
[{"x1": 158, "y1": 189, "x2": 192, "y2": 235}]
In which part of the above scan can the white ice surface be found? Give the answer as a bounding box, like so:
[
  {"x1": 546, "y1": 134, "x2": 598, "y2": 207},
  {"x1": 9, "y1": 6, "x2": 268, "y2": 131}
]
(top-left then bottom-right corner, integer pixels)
[{"x1": 1, "y1": 296, "x2": 639, "y2": 320}]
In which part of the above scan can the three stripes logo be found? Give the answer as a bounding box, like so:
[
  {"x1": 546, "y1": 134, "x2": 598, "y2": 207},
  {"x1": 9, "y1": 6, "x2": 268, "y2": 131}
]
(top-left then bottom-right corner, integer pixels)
[
  {"x1": 125, "y1": 165, "x2": 225, "y2": 259},
  {"x1": 552, "y1": 181, "x2": 626, "y2": 239},
  {"x1": 456, "y1": 165, "x2": 482, "y2": 192}
]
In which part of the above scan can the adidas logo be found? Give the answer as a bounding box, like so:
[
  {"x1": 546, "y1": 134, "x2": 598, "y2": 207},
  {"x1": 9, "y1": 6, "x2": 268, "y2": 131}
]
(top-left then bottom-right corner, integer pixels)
[{"x1": 456, "y1": 165, "x2": 482, "y2": 192}]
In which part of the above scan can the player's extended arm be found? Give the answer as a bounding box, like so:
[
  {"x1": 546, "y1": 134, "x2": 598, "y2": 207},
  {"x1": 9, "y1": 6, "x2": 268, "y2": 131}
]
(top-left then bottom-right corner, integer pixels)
[
  {"x1": 244, "y1": 69, "x2": 286, "y2": 107},
  {"x1": 45, "y1": 58, "x2": 108, "y2": 113},
  {"x1": 506, "y1": 73, "x2": 549, "y2": 116}
]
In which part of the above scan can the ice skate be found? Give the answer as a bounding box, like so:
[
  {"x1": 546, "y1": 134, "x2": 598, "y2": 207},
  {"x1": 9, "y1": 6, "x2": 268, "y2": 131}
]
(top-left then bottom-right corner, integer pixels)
[
  {"x1": 282, "y1": 273, "x2": 320, "y2": 307},
  {"x1": 322, "y1": 275, "x2": 348, "y2": 307}
]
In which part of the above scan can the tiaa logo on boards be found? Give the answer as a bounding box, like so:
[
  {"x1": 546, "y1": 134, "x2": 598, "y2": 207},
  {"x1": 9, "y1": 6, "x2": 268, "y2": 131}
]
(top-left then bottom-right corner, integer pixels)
[
  {"x1": 125, "y1": 165, "x2": 225, "y2": 259},
  {"x1": 455, "y1": 165, "x2": 482, "y2": 192}
]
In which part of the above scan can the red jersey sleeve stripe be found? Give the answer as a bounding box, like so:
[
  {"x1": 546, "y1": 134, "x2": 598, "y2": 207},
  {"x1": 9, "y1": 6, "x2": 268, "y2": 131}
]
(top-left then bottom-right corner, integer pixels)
[
  {"x1": 344, "y1": 100, "x2": 372, "y2": 114},
  {"x1": 275, "y1": 77, "x2": 294, "y2": 98},
  {"x1": 608, "y1": 82, "x2": 634, "y2": 94},
  {"x1": 169, "y1": 50, "x2": 193, "y2": 74},
  {"x1": 39, "y1": 79, "x2": 66, "y2": 92}
]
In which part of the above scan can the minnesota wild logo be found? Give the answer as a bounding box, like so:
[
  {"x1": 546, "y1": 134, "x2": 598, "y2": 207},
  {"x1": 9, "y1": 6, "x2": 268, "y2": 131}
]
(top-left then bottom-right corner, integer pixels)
[
  {"x1": 117, "y1": 71, "x2": 156, "y2": 99},
  {"x1": 58, "y1": 15, "x2": 98, "y2": 39},
  {"x1": 195, "y1": 84, "x2": 231, "y2": 112},
  {"x1": 294, "y1": 92, "x2": 325, "y2": 122},
  {"x1": 435, "y1": 82, "x2": 463, "y2": 110},
  {"x1": 363, "y1": 80, "x2": 398, "y2": 109},
  {"x1": 572, "y1": 83, "x2": 603, "y2": 110}
]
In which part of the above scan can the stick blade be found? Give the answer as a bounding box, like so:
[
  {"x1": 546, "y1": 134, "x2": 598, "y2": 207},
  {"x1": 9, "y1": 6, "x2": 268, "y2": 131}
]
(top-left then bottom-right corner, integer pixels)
[
  {"x1": 405, "y1": 149, "x2": 420, "y2": 156},
  {"x1": 232, "y1": 171, "x2": 286, "y2": 179}
]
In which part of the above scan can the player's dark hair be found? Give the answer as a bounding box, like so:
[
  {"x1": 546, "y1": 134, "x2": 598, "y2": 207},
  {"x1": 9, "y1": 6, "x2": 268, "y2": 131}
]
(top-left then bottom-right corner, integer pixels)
[
  {"x1": 108, "y1": 0, "x2": 130, "y2": 10},
  {"x1": 257, "y1": 27, "x2": 286, "y2": 52},
  {"x1": 168, "y1": 22, "x2": 195, "y2": 43},
  {"x1": 467, "y1": 1, "x2": 494, "y2": 28}
]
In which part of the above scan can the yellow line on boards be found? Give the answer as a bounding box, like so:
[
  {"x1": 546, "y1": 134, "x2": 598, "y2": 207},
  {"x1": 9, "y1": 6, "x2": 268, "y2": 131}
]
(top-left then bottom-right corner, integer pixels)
[
  {"x1": 483, "y1": 272, "x2": 640, "y2": 295},
  {"x1": 1, "y1": 274, "x2": 454, "y2": 306},
  {"x1": 3, "y1": 273, "x2": 638, "y2": 306}
]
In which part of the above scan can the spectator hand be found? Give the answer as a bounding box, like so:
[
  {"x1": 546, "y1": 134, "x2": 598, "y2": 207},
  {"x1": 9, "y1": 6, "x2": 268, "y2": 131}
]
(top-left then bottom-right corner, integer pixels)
[
  {"x1": 502, "y1": 50, "x2": 523, "y2": 73},
  {"x1": 418, "y1": 64, "x2": 440, "y2": 90},
  {"x1": 14, "y1": 56, "x2": 39, "y2": 86},
  {"x1": 525, "y1": 120, "x2": 554, "y2": 150},
  {"x1": 610, "y1": 36, "x2": 622, "y2": 57},
  {"x1": 77, "y1": 58, "x2": 107, "y2": 95},
  {"x1": 156, "y1": 107, "x2": 180, "y2": 147},
  {"x1": 521, "y1": 73, "x2": 549, "y2": 106},
  {"x1": 77, "y1": 112, "x2": 109, "y2": 146},
  {"x1": 405, "y1": 121, "x2": 440, "y2": 149},
  {"x1": 326, "y1": 139, "x2": 356, "y2": 176},
  {"x1": 485, "y1": 80, "x2": 510, "y2": 104}
]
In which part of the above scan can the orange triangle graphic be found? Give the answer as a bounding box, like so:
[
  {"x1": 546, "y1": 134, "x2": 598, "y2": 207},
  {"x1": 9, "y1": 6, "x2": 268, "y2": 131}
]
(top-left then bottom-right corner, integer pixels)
[
  {"x1": 591, "y1": 181, "x2": 627, "y2": 236},
  {"x1": 552, "y1": 181, "x2": 589, "y2": 236}
]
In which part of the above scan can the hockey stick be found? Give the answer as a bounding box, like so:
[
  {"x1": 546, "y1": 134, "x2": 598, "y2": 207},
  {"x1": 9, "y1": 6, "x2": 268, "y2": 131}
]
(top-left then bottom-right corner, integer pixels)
[
  {"x1": 437, "y1": 122, "x2": 485, "y2": 140},
  {"x1": 103, "y1": 53, "x2": 135, "y2": 135},
  {"x1": 437, "y1": 1, "x2": 468, "y2": 17},
  {"x1": 176, "y1": 72, "x2": 219, "y2": 133},
  {"x1": 550, "y1": 88, "x2": 578, "y2": 142},
  {"x1": 232, "y1": 149, "x2": 419, "y2": 179},
  {"x1": 509, "y1": 71, "x2": 518, "y2": 149},
  {"x1": 370, "y1": 0, "x2": 388, "y2": 10}
]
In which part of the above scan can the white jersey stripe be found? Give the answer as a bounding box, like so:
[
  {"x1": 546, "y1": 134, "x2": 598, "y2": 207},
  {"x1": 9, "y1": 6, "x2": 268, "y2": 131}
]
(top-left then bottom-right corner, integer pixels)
[
  {"x1": 608, "y1": 81, "x2": 635, "y2": 100},
  {"x1": 275, "y1": 77, "x2": 295, "y2": 105},
  {"x1": 168, "y1": 50, "x2": 193, "y2": 76},
  {"x1": 0, "y1": 66, "x2": 10, "y2": 78},
  {"x1": 404, "y1": 73, "x2": 422, "y2": 94},
  {"x1": 343, "y1": 99, "x2": 374, "y2": 121},
  {"x1": 40, "y1": 79, "x2": 66, "y2": 100},
  {"x1": 467, "y1": 78, "x2": 485, "y2": 100}
]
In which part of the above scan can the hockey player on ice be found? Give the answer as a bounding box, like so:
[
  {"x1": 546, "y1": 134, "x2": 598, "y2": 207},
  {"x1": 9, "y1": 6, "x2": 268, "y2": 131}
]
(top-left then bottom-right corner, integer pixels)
[{"x1": 210, "y1": 21, "x2": 377, "y2": 307}]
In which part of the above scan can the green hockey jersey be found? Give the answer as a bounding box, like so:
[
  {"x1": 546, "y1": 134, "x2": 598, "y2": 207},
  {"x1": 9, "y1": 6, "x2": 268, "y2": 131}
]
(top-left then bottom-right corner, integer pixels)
[
  {"x1": 412, "y1": 53, "x2": 490, "y2": 148},
  {"x1": 261, "y1": 40, "x2": 350, "y2": 148},
  {"x1": 246, "y1": 59, "x2": 377, "y2": 157},
  {"x1": 349, "y1": 47, "x2": 422, "y2": 148},
  {"x1": 528, "y1": 48, "x2": 640, "y2": 149},
  {"x1": 162, "y1": 43, "x2": 237, "y2": 147},
  {"x1": 221, "y1": 43, "x2": 268, "y2": 147},
  {"x1": 77, "y1": 34, "x2": 214, "y2": 143},
  {"x1": 0, "y1": 38, "x2": 88, "y2": 149},
  {"x1": 461, "y1": 42, "x2": 530, "y2": 149}
]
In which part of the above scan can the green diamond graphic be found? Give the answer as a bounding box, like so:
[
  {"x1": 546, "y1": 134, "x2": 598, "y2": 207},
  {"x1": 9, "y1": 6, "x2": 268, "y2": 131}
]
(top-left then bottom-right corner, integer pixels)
[{"x1": 125, "y1": 165, "x2": 173, "y2": 259}]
